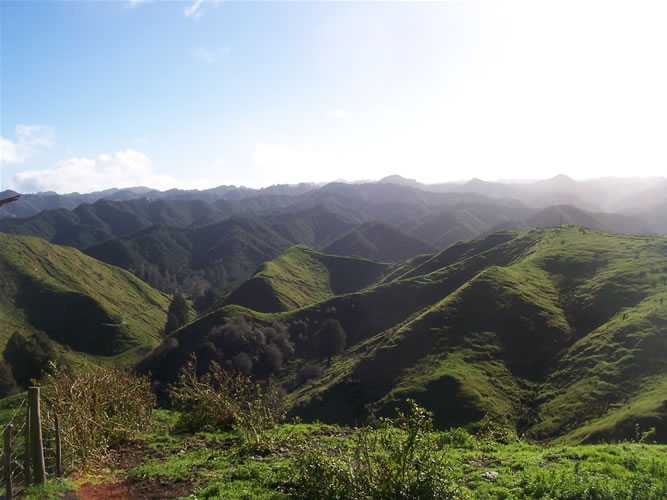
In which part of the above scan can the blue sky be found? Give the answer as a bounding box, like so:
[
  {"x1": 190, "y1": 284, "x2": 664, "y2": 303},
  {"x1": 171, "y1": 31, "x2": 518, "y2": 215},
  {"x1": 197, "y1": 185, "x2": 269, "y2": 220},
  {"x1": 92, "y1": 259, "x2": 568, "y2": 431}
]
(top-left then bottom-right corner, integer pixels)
[{"x1": 2, "y1": 0, "x2": 667, "y2": 194}]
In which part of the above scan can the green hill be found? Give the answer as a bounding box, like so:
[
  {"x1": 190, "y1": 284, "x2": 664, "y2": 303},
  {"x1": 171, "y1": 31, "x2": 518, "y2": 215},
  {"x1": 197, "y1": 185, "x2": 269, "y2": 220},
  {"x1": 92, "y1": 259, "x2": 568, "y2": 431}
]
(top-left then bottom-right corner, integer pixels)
[
  {"x1": 0, "y1": 198, "x2": 231, "y2": 248},
  {"x1": 322, "y1": 221, "x2": 436, "y2": 261},
  {"x1": 221, "y1": 245, "x2": 390, "y2": 312},
  {"x1": 140, "y1": 226, "x2": 667, "y2": 443},
  {"x1": 85, "y1": 207, "x2": 362, "y2": 295},
  {"x1": 0, "y1": 233, "x2": 170, "y2": 364}
]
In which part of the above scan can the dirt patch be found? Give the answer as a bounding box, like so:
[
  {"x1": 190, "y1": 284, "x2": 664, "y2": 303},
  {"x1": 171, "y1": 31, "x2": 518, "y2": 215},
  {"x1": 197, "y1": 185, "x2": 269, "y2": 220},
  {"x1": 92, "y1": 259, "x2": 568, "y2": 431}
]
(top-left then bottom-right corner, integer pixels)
[
  {"x1": 76, "y1": 477, "x2": 193, "y2": 500},
  {"x1": 105, "y1": 441, "x2": 169, "y2": 471},
  {"x1": 73, "y1": 439, "x2": 195, "y2": 499}
]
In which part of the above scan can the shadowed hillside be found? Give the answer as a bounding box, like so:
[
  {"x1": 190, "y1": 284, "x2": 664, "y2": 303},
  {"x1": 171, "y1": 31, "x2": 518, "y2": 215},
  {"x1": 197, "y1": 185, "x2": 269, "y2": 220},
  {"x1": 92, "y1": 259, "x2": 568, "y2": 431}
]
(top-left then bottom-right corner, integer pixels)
[
  {"x1": 0, "y1": 233, "x2": 170, "y2": 364},
  {"x1": 322, "y1": 221, "x2": 436, "y2": 261}
]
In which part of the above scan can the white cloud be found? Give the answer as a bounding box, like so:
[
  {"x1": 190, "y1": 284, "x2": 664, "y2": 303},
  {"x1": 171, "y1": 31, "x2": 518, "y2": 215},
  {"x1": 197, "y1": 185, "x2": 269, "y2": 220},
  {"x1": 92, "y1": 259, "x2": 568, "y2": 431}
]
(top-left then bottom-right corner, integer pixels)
[
  {"x1": 0, "y1": 137, "x2": 20, "y2": 165},
  {"x1": 0, "y1": 125, "x2": 55, "y2": 165},
  {"x1": 325, "y1": 109, "x2": 350, "y2": 118},
  {"x1": 9, "y1": 150, "x2": 233, "y2": 194},
  {"x1": 193, "y1": 47, "x2": 231, "y2": 63},
  {"x1": 9, "y1": 149, "x2": 176, "y2": 194},
  {"x1": 184, "y1": 0, "x2": 222, "y2": 18}
]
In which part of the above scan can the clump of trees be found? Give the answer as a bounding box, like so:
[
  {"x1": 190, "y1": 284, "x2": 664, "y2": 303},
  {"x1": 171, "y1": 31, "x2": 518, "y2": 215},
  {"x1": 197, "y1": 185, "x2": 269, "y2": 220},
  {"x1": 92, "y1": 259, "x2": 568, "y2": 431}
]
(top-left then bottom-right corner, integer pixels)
[
  {"x1": 2, "y1": 331, "x2": 64, "y2": 394},
  {"x1": 164, "y1": 293, "x2": 190, "y2": 334},
  {"x1": 197, "y1": 317, "x2": 294, "y2": 378},
  {"x1": 315, "y1": 318, "x2": 347, "y2": 367},
  {"x1": 0, "y1": 360, "x2": 19, "y2": 397},
  {"x1": 297, "y1": 362, "x2": 324, "y2": 386}
]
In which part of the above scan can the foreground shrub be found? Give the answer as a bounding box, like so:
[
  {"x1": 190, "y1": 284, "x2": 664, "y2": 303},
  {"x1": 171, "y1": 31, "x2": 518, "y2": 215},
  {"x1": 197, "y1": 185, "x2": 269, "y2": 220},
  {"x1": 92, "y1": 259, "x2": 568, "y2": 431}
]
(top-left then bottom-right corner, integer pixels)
[
  {"x1": 39, "y1": 363, "x2": 155, "y2": 466},
  {"x1": 292, "y1": 400, "x2": 459, "y2": 499},
  {"x1": 168, "y1": 357, "x2": 285, "y2": 442}
]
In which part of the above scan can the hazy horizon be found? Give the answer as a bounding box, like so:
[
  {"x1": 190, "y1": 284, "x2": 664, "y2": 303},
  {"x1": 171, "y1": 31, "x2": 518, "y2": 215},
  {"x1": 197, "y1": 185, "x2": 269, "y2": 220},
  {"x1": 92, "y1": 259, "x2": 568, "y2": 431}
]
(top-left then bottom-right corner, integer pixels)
[
  {"x1": 3, "y1": 172, "x2": 667, "y2": 198},
  {"x1": 2, "y1": 1, "x2": 667, "y2": 193}
]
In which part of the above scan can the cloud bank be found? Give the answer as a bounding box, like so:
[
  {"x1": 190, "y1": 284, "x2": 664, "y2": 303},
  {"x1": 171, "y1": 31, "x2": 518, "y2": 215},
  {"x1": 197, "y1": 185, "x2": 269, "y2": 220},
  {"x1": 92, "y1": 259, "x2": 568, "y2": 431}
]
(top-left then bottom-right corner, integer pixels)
[
  {"x1": 10, "y1": 149, "x2": 175, "y2": 193},
  {"x1": 10, "y1": 149, "x2": 232, "y2": 194}
]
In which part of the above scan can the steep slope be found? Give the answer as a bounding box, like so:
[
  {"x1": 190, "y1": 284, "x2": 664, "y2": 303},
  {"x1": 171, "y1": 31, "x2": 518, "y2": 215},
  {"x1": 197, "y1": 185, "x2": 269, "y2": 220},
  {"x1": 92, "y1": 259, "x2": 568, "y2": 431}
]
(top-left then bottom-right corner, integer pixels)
[
  {"x1": 221, "y1": 246, "x2": 390, "y2": 312},
  {"x1": 140, "y1": 226, "x2": 667, "y2": 443},
  {"x1": 0, "y1": 233, "x2": 169, "y2": 364},
  {"x1": 293, "y1": 227, "x2": 667, "y2": 442},
  {"x1": 322, "y1": 221, "x2": 436, "y2": 262}
]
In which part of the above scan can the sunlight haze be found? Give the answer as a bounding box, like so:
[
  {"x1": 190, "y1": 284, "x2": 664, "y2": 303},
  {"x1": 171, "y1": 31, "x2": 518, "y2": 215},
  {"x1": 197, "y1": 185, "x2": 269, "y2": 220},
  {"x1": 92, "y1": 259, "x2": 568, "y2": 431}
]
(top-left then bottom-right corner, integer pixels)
[{"x1": 1, "y1": 0, "x2": 666, "y2": 193}]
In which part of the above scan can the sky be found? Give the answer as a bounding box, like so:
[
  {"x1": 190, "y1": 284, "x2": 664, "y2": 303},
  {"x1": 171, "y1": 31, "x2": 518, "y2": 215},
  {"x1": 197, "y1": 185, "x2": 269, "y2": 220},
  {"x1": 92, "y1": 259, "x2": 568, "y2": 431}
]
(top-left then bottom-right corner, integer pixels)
[{"x1": 1, "y1": 0, "x2": 666, "y2": 194}]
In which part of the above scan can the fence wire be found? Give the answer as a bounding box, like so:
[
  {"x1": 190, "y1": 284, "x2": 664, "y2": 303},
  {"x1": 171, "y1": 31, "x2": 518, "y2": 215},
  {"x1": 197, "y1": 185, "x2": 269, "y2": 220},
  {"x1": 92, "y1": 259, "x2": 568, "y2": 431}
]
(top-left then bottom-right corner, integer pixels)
[{"x1": 1, "y1": 395, "x2": 65, "y2": 497}]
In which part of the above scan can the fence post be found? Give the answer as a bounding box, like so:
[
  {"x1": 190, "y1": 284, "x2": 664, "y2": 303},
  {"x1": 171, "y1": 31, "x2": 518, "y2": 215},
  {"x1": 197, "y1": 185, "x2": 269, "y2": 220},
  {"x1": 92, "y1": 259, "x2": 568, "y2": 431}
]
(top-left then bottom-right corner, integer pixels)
[
  {"x1": 24, "y1": 404, "x2": 31, "y2": 488},
  {"x1": 54, "y1": 414, "x2": 62, "y2": 478},
  {"x1": 4, "y1": 424, "x2": 13, "y2": 500},
  {"x1": 28, "y1": 387, "x2": 46, "y2": 484}
]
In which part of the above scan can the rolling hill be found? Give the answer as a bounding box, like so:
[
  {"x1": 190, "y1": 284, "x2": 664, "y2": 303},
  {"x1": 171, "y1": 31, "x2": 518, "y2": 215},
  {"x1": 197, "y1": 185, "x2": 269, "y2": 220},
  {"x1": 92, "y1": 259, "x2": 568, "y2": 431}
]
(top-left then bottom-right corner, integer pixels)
[
  {"x1": 0, "y1": 233, "x2": 170, "y2": 364},
  {"x1": 220, "y1": 245, "x2": 391, "y2": 313},
  {"x1": 140, "y1": 226, "x2": 667, "y2": 444},
  {"x1": 322, "y1": 221, "x2": 436, "y2": 261},
  {"x1": 2, "y1": 181, "x2": 667, "y2": 301}
]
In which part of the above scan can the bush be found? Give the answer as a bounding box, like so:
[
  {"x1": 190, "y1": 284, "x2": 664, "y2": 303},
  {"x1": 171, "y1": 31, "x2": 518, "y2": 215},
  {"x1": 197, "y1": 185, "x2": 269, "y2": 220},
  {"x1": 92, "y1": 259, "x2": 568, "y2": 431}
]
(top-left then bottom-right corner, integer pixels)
[
  {"x1": 297, "y1": 363, "x2": 323, "y2": 385},
  {"x1": 292, "y1": 400, "x2": 457, "y2": 499},
  {"x1": 437, "y1": 427, "x2": 475, "y2": 449},
  {"x1": 0, "y1": 360, "x2": 19, "y2": 397},
  {"x1": 4, "y1": 331, "x2": 61, "y2": 388},
  {"x1": 38, "y1": 363, "x2": 155, "y2": 466},
  {"x1": 315, "y1": 318, "x2": 346, "y2": 367},
  {"x1": 168, "y1": 357, "x2": 285, "y2": 440}
]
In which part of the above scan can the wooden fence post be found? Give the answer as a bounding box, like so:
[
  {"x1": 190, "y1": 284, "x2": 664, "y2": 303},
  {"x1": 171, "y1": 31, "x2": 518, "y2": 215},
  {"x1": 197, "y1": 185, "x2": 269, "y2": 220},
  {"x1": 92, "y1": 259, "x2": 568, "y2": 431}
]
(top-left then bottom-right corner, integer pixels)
[
  {"x1": 4, "y1": 424, "x2": 13, "y2": 500},
  {"x1": 24, "y1": 404, "x2": 31, "y2": 488},
  {"x1": 28, "y1": 387, "x2": 46, "y2": 484},
  {"x1": 55, "y1": 414, "x2": 62, "y2": 478}
]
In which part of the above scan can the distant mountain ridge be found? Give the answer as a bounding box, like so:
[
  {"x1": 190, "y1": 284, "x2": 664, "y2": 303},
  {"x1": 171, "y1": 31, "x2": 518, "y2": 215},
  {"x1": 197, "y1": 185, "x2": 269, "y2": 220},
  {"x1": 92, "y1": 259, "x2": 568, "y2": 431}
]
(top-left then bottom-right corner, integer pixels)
[
  {"x1": 2, "y1": 180, "x2": 666, "y2": 297},
  {"x1": 2, "y1": 174, "x2": 665, "y2": 220}
]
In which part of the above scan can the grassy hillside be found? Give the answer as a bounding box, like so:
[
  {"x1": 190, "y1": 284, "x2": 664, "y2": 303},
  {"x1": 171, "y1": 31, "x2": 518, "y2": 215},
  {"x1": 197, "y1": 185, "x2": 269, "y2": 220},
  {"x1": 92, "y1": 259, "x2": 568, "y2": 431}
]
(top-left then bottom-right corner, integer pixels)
[
  {"x1": 0, "y1": 233, "x2": 170, "y2": 365},
  {"x1": 222, "y1": 245, "x2": 390, "y2": 312},
  {"x1": 141, "y1": 226, "x2": 667, "y2": 443},
  {"x1": 23, "y1": 411, "x2": 667, "y2": 499}
]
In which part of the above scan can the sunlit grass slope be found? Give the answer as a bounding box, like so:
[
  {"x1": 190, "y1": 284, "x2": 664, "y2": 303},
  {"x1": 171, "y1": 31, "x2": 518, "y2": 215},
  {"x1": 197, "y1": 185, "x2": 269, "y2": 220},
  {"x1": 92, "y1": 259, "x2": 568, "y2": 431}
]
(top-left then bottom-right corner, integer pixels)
[
  {"x1": 221, "y1": 245, "x2": 390, "y2": 312},
  {"x1": 143, "y1": 226, "x2": 667, "y2": 443},
  {"x1": 0, "y1": 233, "x2": 170, "y2": 365}
]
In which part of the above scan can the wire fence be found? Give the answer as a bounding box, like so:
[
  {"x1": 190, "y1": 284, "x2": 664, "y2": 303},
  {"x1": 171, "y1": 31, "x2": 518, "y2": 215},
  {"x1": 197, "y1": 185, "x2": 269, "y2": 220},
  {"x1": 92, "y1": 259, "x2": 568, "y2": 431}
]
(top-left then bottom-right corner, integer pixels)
[{"x1": 1, "y1": 391, "x2": 64, "y2": 498}]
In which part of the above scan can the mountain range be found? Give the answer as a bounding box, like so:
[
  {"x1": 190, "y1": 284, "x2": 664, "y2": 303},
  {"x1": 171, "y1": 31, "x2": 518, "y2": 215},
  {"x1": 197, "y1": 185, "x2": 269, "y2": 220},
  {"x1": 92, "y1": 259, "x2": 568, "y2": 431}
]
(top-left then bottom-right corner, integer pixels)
[{"x1": 1, "y1": 177, "x2": 665, "y2": 298}]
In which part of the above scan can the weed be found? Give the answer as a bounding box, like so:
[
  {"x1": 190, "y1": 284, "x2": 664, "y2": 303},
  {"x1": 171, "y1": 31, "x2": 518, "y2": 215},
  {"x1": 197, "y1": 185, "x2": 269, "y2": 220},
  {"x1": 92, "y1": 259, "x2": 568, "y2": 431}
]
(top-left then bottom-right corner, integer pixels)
[{"x1": 291, "y1": 400, "x2": 460, "y2": 499}]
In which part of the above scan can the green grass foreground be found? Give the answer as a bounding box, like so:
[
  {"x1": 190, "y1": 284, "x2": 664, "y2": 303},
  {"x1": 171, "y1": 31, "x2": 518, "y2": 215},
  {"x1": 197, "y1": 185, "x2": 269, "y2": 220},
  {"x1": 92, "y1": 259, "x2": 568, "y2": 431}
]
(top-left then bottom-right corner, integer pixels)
[{"x1": 25, "y1": 410, "x2": 667, "y2": 500}]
